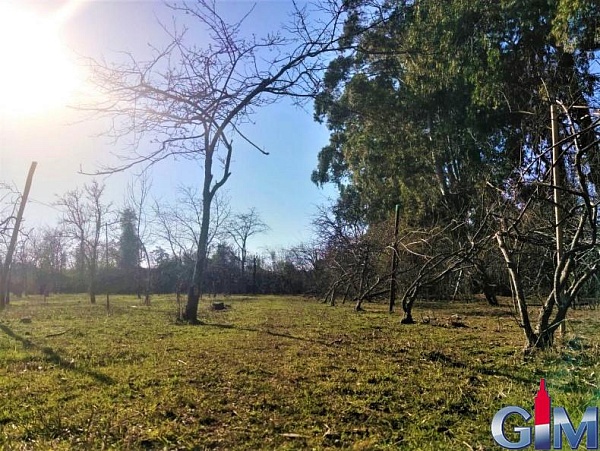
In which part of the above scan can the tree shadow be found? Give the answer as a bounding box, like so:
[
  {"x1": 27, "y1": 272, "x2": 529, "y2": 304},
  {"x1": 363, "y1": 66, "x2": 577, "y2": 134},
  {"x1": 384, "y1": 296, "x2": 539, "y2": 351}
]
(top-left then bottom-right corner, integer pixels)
[
  {"x1": 207, "y1": 322, "x2": 331, "y2": 346},
  {"x1": 474, "y1": 365, "x2": 537, "y2": 384},
  {"x1": 0, "y1": 324, "x2": 114, "y2": 385},
  {"x1": 421, "y1": 348, "x2": 538, "y2": 384}
]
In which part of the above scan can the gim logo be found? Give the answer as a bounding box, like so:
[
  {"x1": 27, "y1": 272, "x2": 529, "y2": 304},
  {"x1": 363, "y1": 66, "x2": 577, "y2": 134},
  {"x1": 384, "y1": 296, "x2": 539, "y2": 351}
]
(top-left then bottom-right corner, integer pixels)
[{"x1": 491, "y1": 379, "x2": 598, "y2": 449}]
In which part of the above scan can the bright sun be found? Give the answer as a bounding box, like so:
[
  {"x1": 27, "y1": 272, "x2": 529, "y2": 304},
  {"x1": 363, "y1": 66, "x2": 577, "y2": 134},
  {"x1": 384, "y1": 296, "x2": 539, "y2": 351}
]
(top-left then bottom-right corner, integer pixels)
[{"x1": 0, "y1": 3, "x2": 80, "y2": 117}]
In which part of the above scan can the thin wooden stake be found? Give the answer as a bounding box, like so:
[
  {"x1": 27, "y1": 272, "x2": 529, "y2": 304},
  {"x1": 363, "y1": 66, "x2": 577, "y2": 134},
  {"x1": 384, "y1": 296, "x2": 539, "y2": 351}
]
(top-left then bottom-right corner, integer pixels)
[
  {"x1": 389, "y1": 204, "x2": 400, "y2": 313},
  {"x1": 551, "y1": 105, "x2": 566, "y2": 336}
]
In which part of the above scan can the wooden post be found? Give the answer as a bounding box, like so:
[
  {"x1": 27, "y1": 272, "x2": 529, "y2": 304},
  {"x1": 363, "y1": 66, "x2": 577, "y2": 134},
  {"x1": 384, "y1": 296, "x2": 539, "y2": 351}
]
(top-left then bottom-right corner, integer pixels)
[
  {"x1": 105, "y1": 222, "x2": 110, "y2": 311},
  {"x1": 389, "y1": 204, "x2": 400, "y2": 313},
  {"x1": 0, "y1": 162, "x2": 37, "y2": 308},
  {"x1": 252, "y1": 256, "x2": 257, "y2": 294},
  {"x1": 551, "y1": 105, "x2": 565, "y2": 336}
]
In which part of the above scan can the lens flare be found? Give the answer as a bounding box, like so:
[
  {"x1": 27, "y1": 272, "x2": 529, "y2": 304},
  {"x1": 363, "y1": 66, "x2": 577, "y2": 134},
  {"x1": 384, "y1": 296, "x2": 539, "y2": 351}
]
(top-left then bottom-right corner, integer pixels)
[{"x1": 0, "y1": 2, "x2": 81, "y2": 117}]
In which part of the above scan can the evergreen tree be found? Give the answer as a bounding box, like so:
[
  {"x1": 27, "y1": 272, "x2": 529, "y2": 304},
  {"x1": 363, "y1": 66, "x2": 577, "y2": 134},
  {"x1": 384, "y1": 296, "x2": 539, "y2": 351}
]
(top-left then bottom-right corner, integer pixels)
[
  {"x1": 314, "y1": 0, "x2": 599, "y2": 222},
  {"x1": 118, "y1": 208, "x2": 139, "y2": 271}
]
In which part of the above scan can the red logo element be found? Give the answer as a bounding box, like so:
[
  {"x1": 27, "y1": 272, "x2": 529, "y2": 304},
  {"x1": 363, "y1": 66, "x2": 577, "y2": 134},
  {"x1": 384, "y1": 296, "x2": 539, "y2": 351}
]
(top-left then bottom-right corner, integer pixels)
[{"x1": 535, "y1": 378, "x2": 551, "y2": 426}]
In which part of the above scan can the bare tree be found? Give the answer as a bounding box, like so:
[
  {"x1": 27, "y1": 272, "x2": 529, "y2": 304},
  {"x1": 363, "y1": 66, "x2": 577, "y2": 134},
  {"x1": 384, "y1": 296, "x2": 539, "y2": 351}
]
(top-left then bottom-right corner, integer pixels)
[
  {"x1": 492, "y1": 106, "x2": 600, "y2": 351},
  {"x1": 152, "y1": 200, "x2": 190, "y2": 312},
  {"x1": 0, "y1": 163, "x2": 37, "y2": 307},
  {"x1": 312, "y1": 197, "x2": 495, "y2": 318},
  {"x1": 56, "y1": 180, "x2": 111, "y2": 304},
  {"x1": 31, "y1": 227, "x2": 69, "y2": 297},
  {"x1": 153, "y1": 187, "x2": 230, "y2": 257},
  {"x1": 152, "y1": 188, "x2": 230, "y2": 310},
  {"x1": 0, "y1": 183, "x2": 20, "y2": 304},
  {"x1": 0, "y1": 183, "x2": 20, "y2": 251},
  {"x1": 312, "y1": 203, "x2": 389, "y2": 310},
  {"x1": 11, "y1": 227, "x2": 35, "y2": 297},
  {"x1": 394, "y1": 219, "x2": 492, "y2": 323},
  {"x1": 227, "y1": 207, "x2": 269, "y2": 286},
  {"x1": 287, "y1": 241, "x2": 325, "y2": 295},
  {"x1": 83, "y1": 0, "x2": 352, "y2": 322},
  {"x1": 127, "y1": 173, "x2": 153, "y2": 305}
]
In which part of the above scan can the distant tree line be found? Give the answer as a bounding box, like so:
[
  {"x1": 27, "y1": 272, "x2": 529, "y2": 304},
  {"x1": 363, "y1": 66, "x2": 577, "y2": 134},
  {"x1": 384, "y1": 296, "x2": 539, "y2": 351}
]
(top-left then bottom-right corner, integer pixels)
[{"x1": 0, "y1": 178, "x2": 322, "y2": 302}]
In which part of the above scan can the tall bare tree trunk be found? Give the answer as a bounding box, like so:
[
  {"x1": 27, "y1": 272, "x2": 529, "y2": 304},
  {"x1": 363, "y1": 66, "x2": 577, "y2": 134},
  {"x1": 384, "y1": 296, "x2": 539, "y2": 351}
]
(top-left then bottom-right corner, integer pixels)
[
  {"x1": 183, "y1": 146, "x2": 215, "y2": 323},
  {"x1": 184, "y1": 214, "x2": 210, "y2": 322},
  {"x1": 0, "y1": 162, "x2": 37, "y2": 308},
  {"x1": 89, "y1": 259, "x2": 97, "y2": 304}
]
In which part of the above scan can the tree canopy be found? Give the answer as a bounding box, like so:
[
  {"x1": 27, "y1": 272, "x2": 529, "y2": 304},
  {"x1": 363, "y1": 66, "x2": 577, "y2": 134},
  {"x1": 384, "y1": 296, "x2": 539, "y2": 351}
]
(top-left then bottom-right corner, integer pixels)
[{"x1": 313, "y1": 0, "x2": 600, "y2": 225}]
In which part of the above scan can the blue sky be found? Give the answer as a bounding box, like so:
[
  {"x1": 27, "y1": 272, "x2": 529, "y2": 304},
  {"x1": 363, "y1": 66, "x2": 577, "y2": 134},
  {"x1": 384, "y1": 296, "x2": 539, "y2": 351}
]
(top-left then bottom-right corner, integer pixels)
[{"x1": 0, "y1": 0, "x2": 338, "y2": 255}]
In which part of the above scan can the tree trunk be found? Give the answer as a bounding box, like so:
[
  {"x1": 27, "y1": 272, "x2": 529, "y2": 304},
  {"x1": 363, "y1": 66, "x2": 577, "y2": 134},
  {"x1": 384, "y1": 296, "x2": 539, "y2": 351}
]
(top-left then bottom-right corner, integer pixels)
[
  {"x1": 4, "y1": 271, "x2": 9, "y2": 305},
  {"x1": 531, "y1": 283, "x2": 581, "y2": 351},
  {"x1": 400, "y1": 281, "x2": 422, "y2": 324},
  {"x1": 525, "y1": 319, "x2": 561, "y2": 351},
  {"x1": 401, "y1": 296, "x2": 416, "y2": 324},
  {"x1": 183, "y1": 150, "x2": 214, "y2": 323},
  {"x1": 144, "y1": 283, "x2": 150, "y2": 305},
  {"x1": 88, "y1": 250, "x2": 97, "y2": 304},
  {"x1": 452, "y1": 269, "x2": 463, "y2": 301},
  {"x1": 89, "y1": 264, "x2": 97, "y2": 304},
  {"x1": 471, "y1": 261, "x2": 499, "y2": 306},
  {"x1": 184, "y1": 232, "x2": 209, "y2": 323},
  {"x1": 481, "y1": 282, "x2": 499, "y2": 306},
  {"x1": 401, "y1": 288, "x2": 417, "y2": 324},
  {"x1": 496, "y1": 232, "x2": 537, "y2": 346},
  {"x1": 184, "y1": 284, "x2": 201, "y2": 323},
  {"x1": 241, "y1": 247, "x2": 246, "y2": 277},
  {"x1": 324, "y1": 281, "x2": 338, "y2": 306},
  {"x1": 342, "y1": 283, "x2": 350, "y2": 304},
  {"x1": 354, "y1": 296, "x2": 364, "y2": 311}
]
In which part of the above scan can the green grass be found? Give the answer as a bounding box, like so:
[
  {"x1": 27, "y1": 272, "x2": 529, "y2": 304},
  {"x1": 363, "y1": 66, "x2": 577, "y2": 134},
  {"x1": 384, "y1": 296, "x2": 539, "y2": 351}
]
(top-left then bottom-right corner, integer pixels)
[{"x1": 1, "y1": 294, "x2": 600, "y2": 450}]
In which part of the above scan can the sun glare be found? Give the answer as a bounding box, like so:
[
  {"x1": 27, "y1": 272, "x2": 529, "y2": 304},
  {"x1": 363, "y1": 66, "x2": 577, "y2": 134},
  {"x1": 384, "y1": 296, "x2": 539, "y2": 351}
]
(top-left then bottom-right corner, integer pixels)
[{"x1": 0, "y1": 3, "x2": 81, "y2": 117}]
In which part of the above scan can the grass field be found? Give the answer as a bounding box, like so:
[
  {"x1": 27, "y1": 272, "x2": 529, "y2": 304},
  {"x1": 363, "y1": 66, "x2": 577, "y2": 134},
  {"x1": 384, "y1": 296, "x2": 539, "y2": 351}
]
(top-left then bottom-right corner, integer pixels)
[{"x1": 1, "y1": 294, "x2": 600, "y2": 450}]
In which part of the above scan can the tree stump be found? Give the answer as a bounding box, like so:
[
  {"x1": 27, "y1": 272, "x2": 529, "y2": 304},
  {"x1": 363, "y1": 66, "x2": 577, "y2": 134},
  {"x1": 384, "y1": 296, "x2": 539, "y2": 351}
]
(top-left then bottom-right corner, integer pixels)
[{"x1": 211, "y1": 302, "x2": 226, "y2": 311}]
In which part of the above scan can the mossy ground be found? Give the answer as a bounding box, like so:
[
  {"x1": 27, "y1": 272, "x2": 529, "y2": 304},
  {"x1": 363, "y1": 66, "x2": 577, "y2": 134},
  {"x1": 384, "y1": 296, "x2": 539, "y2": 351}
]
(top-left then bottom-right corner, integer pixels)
[{"x1": 1, "y1": 294, "x2": 600, "y2": 450}]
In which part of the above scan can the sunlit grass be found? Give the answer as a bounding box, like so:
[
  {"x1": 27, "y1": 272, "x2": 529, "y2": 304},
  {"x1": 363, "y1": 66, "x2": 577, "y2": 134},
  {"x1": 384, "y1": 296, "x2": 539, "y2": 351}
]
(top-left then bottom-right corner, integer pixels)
[{"x1": 1, "y1": 294, "x2": 599, "y2": 449}]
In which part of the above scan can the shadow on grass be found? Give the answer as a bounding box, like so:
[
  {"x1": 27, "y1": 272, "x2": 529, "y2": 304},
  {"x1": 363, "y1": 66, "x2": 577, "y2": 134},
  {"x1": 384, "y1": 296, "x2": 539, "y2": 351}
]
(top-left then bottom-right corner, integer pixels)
[
  {"x1": 207, "y1": 322, "x2": 331, "y2": 346},
  {"x1": 0, "y1": 324, "x2": 114, "y2": 385},
  {"x1": 412, "y1": 300, "x2": 514, "y2": 318},
  {"x1": 475, "y1": 365, "x2": 536, "y2": 384},
  {"x1": 208, "y1": 322, "x2": 537, "y2": 384},
  {"x1": 427, "y1": 349, "x2": 537, "y2": 384}
]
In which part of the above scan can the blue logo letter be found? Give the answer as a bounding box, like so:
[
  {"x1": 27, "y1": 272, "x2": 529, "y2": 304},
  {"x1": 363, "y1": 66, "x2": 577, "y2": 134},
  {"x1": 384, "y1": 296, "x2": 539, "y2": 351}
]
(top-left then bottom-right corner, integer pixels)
[
  {"x1": 553, "y1": 406, "x2": 598, "y2": 450},
  {"x1": 491, "y1": 406, "x2": 532, "y2": 449}
]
